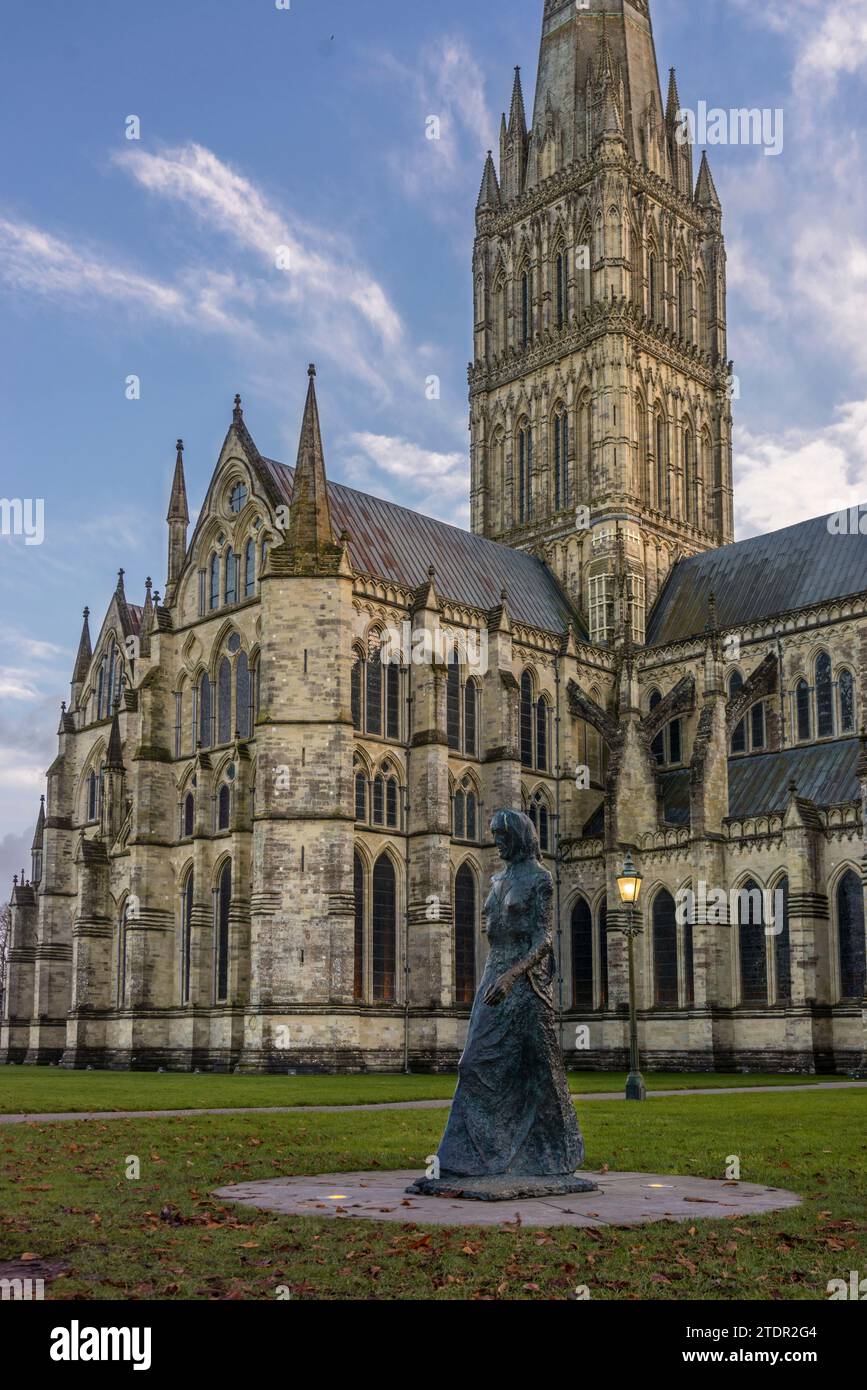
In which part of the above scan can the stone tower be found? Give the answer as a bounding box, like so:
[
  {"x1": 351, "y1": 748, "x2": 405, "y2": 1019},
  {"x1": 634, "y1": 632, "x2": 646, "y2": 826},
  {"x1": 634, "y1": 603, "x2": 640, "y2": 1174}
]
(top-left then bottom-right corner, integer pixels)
[{"x1": 469, "y1": 0, "x2": 734, "y2": 645}]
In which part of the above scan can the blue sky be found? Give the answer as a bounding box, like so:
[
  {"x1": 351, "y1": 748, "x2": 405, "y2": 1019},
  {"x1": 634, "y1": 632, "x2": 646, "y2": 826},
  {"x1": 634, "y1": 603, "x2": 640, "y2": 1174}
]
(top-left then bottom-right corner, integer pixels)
[{"x1": 1, "y1": 0, "x2": 867, "y2": 871}]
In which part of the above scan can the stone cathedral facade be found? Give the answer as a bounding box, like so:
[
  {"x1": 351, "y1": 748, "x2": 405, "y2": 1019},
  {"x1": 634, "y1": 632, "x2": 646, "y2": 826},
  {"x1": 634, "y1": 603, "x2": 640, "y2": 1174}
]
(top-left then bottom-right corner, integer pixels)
[{"x1": 3, "y1": 0, "x2": 867, "y2": 1074}]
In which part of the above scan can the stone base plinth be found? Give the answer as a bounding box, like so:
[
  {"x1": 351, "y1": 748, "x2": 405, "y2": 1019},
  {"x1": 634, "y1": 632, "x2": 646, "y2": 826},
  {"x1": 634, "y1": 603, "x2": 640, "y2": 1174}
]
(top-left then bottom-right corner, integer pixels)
[{"x1": 405, "y1": 1173, "x2": 598, "y2": 1201}]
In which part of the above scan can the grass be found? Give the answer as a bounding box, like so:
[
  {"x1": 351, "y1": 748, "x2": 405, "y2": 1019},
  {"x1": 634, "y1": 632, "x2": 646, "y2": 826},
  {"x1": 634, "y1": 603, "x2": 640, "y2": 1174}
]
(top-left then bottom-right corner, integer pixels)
[
  {"x1": 1, "y1": 1088, "x2": 864, "y2": 1300},
  {"x1": 0, "y1": 1068, "x2": 828, "y2": 1115}
]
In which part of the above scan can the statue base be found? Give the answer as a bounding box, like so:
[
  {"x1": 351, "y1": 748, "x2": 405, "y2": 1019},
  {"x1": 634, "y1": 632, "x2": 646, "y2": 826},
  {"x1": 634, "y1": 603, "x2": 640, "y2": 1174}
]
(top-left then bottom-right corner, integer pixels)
[{"x1": 405, "y1": 1173, "x2": 599, "y2": 1202}]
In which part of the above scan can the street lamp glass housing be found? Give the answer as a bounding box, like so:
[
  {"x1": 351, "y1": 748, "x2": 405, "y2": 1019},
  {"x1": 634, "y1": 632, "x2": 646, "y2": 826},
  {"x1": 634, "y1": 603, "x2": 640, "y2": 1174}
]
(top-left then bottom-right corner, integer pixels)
[{"x1": 617, "y1": 853, "x2": 643, "y2": 906}]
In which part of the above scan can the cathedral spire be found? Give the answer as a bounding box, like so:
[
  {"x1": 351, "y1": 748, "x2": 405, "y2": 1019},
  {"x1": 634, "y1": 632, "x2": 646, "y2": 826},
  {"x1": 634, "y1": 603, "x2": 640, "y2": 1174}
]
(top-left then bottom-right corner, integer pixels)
[
  {"x1": 665, "y1": 67, "x2": 681, "y2": 125},
  {"x1": 166, "y1": 439, "x2": 190, "y2": 599},
  {"x1": 167, "y1": 440, "x2": 189, "y2": 524},
  {"x1": 695, "y1": 150, "x2": 721, "y2": 210},
  {"x1": 508, "y1": 66, "x2": 527, "y2": 138},
  {"x1": 271, "y1": 365, "x2": 343, "y2": 576},
  {"x1": 72, "y1": 607, "x2": 92, "y2": 686},
  {"x1": 476, "y1": 150, "x2": 501, "y2": 216}
]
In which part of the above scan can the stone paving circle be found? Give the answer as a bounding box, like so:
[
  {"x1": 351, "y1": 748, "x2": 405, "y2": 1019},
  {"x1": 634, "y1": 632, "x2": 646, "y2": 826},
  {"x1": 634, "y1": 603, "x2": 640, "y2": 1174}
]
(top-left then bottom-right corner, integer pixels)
[{"x1": 213, "y1": 1168, "x2": 802, "y2": 1230}]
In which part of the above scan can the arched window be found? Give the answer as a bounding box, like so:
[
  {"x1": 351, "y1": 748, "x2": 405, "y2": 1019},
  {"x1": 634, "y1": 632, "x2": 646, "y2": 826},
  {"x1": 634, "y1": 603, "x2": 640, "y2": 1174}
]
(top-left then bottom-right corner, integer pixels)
[
  {"x1": 181, "y1": 870, "x2": 193, "y2": 1005},
  {"x1": 236, "y1": 651, "x2": 251, "y2": 738},
  {"x1": 209, "y1": 553, "x2": 220, "y2": 611},
  {"x1": 117, "y1": 899, "x2": 129, "y2": 1007},
  {"x1": 517, "y1": 419, "x2": 533, "y2": 524},
  {"x1": 599, "y1": 897, "x2": 609, "y2": 1009},
  {"x1": 571, "y1": 896, "x2": 593, "y2": 1011},
  {"x1": 552, "y1": 406, "x2": 569, "y2": 511},
  {"x1": 729, "y1": 671, "x2": 747, "y2": 754},
  {"x1": 649, "y1": 688, "x2": 665, "y2": 764},
  {"x1": 372, "y1": 774, "x2": 384, "y2": 826},
  {"x1": 385, "y1": 659, "x2": 400, "y2": 740},
  {"x1": 774, "y1": 876, "x2": 791, "y2": 1004},
  {"x1": 655, "y1": 414, "x2": 666, "y2": 510},
  {"x1": 218, "y1": 783, "x2": 231, "y2": 831},
  {"x1": 796, "y1": 678, "x2": 811, "y2": 742},
  {"x1": 555, "y1": 249, "x2": 567, "y2": 329},
  {"x1": 353, "y1": 851, "x2": 365, "y2": 1001},
  {"x1": 520, "y1": 671, "x2": 534, "y2": 768},
  {"x1": 815, "y1": 651, "x2": 834, "y2": 738},
  {"x1": 653, "y1": 889, "x2": 678, "y2": 1005},
  {"x1": 244, "y1": 539, "x2": 255, "y2": 599},
  {"x1": 351, "y1": 647, "x2": 364, "y2": 731},
  {"x1": 677, "y1": 270, "x2": 686, "y2": 338},
  {"x1": 528, "y1": 791, "x2": 550, "y2": 853},
  {"x1": 454, "y1": 864, "x2": 477, "y2": 1006},
  {"x1": 366, "y1": 632, "x2": 383, "y2": 737},
  {"x1": 384, "y1": 767, "x2": 399, "y2": 829},
  {"x1": 96, "y1": 663, "x2": 105, "y2": 721},
  {"x1": 837, "y1": 869, "x2": 866, "y2": 998},
  {"x1": 215, "y1": 860, "x2": 231, "y2": 1003},
  {"x1": 224, "y1": 550, "x2": 237, "y2": 605},
  {"x1": 839, "y1": 670, "x2": 856, "y2": 734},
  {"x1": 493, "y1": 275, "x2": 508, "y2": 355},
  {"x1": 87, "y1": 770, "x2": 98, "y2": 822},
  {"x1": 536, "y1": 697, "x2": 549, "y2": 771},
  {"x1": 105, "y1": 638, "x2": 118, "y2": 716},
  {"x1": 684, "y1": 428, "x2": 695, "y2": 524},
  {"x1": 354, "y1": 767, "x2": 367, "y2": 823},
  {"x1": 183, "y1": 791, "x2": 195, "y2": 838},
  {"x1": 464, "y1": 681, "x2": 478, "y2": 758},
  {"x1": 447, "y1": 649, "x2": 461, "y2": 751},
  {"x1": 372, "y1": 855, "x2": 397, "y2": 1002},
  {"x1": 737, "y1": 878, "x2": 767, "y2": 1003},
  {"x1": 453, "y1": 775, "x2": 479, "y2": 842},
  {"x1": 199, "y1": 674, "x2": 213, "y2": 749},
  {"x1": 217, "y1": 657, "x2": 232, "y2": 745}
]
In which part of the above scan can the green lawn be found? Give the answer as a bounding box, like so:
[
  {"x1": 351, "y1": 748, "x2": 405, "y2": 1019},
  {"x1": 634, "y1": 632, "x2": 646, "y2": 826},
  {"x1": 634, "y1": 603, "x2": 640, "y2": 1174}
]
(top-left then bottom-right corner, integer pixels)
[
  {"x1": 1, "y1": 1089, "x2": 864, "y2": 1300},
  {"x1": 0, "y1": 1067, "x2": 826, "y2": 1115}
]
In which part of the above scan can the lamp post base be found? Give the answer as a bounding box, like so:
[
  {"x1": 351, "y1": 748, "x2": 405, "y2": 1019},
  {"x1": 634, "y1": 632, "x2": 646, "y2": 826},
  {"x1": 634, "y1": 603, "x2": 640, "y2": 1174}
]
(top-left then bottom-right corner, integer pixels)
[{"x1": 625, "y1": 1071, "x2": 647, "y2": 1102}]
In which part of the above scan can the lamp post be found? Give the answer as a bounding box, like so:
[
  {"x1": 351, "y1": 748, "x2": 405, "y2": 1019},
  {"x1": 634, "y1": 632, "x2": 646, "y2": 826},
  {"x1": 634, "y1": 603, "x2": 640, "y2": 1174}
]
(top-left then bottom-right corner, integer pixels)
[{"x1": 616, "y1": 851, "x2": 646, "y2": 1102}]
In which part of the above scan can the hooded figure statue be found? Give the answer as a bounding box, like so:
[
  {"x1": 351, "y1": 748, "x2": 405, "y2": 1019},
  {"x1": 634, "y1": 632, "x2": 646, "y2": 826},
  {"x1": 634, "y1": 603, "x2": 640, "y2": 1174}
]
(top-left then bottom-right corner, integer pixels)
[{"x1": 410, "y1": 810, "x2": 593, "y2": 1199}]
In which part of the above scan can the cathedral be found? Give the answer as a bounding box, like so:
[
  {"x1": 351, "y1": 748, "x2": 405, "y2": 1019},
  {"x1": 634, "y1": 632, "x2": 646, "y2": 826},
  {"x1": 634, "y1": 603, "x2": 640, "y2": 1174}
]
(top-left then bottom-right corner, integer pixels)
[{"x1": 3, "y1": 0, "x2": 866, "y2": 1074}]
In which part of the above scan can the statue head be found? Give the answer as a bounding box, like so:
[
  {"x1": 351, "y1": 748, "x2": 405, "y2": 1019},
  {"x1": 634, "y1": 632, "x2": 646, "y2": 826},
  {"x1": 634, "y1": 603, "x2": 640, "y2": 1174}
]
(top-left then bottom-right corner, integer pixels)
[{"x1": 490, "y1": 809, "x2": 541, "y2": 864}]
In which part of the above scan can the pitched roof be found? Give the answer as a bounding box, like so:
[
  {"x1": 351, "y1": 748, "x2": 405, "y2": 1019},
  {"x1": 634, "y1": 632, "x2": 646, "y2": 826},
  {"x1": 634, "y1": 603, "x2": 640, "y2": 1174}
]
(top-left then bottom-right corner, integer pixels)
[
  {"x1": 660, "y1": 737, "x2": 861, "y2": 824},
  {"x1": 258, "y1": 459, "x2": 582, "y2": 635},
  {"x1": 647, "y1": 506, "x2": 867, "y2": 647}
]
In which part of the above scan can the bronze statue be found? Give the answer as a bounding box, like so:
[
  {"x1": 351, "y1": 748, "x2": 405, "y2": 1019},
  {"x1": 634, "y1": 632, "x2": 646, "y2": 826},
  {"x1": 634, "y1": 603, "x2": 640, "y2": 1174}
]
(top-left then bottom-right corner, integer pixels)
[{"x1": 408, "y1": 810, "x2": 596, "y2": 1201}]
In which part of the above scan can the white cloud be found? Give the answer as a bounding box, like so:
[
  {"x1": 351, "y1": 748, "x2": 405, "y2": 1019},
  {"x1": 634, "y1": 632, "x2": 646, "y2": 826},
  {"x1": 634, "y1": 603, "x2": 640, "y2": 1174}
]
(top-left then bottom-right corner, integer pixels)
[
  {"x1": 115, "y1": 142, "x2": 408, "y2": 393},
  {"x1": 343, "y1": 430, "x2": 469, "y2": 524},
  {"x1": 379, "y1": 36, "x2": 496, "y2": 219},
  {"x1": 0, "y1": 217, "x2": 183, "y2": 315},
  {"x1": 734, "y1": 398, "x2": 867, "y2": 537}
]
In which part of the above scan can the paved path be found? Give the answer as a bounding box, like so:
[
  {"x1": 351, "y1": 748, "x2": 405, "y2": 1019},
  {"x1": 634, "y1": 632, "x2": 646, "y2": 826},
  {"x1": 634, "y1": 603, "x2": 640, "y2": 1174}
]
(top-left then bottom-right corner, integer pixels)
[
  {"x1": 214, "y1": 1168, "x2": 803, "y2": 1230},
  {"x1": 0, "y1": 1079, "x2": 864, "y2": 1125}
]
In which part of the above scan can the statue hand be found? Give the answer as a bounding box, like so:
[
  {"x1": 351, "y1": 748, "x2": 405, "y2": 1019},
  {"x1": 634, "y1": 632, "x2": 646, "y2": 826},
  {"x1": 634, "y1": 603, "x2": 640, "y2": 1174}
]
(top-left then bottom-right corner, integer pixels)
[{"x1": 484, "y1": 969, "x2": 518, "y2": 1007}]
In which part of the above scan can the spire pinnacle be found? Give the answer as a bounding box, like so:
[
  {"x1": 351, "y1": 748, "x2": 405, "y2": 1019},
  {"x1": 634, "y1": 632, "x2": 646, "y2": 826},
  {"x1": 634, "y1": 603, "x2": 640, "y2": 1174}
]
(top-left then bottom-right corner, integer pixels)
[
  {"x1": 476, "y1": 150, "x2": 501, "y2": 213},
  {"x1": 508, "y1": 66, "x2": 527, "y2": 136},
  {"x1": 72, "y1": 606, "x2": 92, "y2": 685},
  {"x1": 272, "y1": 364, "x2": 342, "y2": 575},
  {"x1": 167, "y1": 439, "x2": 189, "y2": 524},
  {"x1": 695, "y1": 150, "x2": 721, "y2": 209}
]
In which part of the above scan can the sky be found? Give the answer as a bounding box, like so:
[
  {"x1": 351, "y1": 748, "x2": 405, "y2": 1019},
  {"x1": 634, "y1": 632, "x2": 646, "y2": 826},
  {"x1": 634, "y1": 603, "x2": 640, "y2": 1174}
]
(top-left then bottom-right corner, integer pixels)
[{"x1": 1, "y1": 0, "x2": 867, "y2": 874}]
